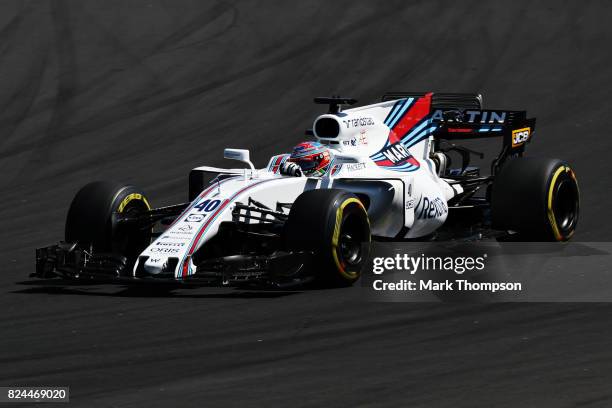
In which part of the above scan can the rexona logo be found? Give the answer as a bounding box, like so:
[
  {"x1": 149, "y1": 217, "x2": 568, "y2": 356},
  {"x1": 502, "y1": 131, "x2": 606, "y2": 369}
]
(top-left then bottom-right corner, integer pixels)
[
  {"x1": 381, "y1": 143, "x2": 412, "y2": 164},
  {"x1": 416, "y1": 197, "x2": 448, "y2": 220}
]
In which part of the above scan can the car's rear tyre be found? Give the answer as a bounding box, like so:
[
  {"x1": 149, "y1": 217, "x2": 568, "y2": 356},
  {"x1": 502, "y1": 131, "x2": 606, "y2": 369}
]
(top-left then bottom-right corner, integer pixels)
[
  {"x1": 65, "y1": 181, "x2": 152, "y2": 259},
  {"x1": 491, "y1": 157, "x2": 579, "y2": 241},
  {"x1": 283, "y1": 189, "x2": 371, "y2": 286}
]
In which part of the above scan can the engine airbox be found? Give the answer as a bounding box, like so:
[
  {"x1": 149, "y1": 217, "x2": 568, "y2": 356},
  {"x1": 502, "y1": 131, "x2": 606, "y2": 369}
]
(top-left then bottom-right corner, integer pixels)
[{"x1": 313, "y1": 114, "x2": 376, "y2": 142}]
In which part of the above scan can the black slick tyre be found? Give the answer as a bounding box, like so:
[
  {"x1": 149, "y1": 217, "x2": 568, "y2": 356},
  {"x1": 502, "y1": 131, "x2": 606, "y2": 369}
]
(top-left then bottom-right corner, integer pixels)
[
  {"x1": 284, "y1": 189, "x2": 371, "y2": 286},
  {"x1": 491, "y1": 157, "x2": 579, "y2": 241}
]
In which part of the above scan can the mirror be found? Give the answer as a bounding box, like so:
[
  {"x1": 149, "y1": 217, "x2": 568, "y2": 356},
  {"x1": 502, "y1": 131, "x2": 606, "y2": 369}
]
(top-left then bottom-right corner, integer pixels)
[{"x1": 224, "y1": 148, "x2": 255, "y2": 170}]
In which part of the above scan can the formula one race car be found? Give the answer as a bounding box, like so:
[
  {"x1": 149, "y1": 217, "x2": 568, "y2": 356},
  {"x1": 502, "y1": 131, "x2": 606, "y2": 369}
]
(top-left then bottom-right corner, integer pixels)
[{"x1": 35, "y1": 92, "x2": 580, "y2": 287}]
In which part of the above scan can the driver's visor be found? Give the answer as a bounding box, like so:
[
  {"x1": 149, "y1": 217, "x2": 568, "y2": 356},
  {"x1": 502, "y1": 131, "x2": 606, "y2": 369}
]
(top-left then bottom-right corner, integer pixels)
[{"x1": 288, "y1": 155, "x2": 320, "y2": 171}]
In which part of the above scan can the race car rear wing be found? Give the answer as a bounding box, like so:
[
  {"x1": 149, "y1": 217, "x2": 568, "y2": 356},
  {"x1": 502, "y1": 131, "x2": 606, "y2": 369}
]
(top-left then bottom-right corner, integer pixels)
[
  {"x1": 381, "y1": 92, "x2": 483, "y2": 110},
  {"x1": 431, "y1": 109, "x2": 536, "y2": 143},
  {"x1": 431, "y1": 110, "x2": 537, "y2": 174},
  {"x1": 382, "y1": 92, "x2": 536, "y2": 173}
]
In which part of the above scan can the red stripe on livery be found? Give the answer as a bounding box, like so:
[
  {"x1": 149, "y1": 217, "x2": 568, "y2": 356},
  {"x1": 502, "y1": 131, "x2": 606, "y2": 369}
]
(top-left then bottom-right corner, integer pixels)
[
  {"x1": 375, "y1": 159, "x2": 395, "y2": 167},
  {"x1": 167, "y1": 182, "x2": 221, "y2": 229},
  {"x1": 180, "y1": 179, "x2": 275, "y2": 278},
  {"x1": 388, "y1": 93, "x2": 432, "y2": 144},
  {"x1": 181, "y1": 199, "x2": 230, "y2": 277},
  {"x1": 375, "y1": 156, "x2": 419, "y2": 168}
]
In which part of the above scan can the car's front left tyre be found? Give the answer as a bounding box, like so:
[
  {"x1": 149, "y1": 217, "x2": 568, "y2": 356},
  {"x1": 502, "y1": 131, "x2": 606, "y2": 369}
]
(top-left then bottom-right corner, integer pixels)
[{"x1": 65, "y1": 181, "x2": 152, "y2": 260}]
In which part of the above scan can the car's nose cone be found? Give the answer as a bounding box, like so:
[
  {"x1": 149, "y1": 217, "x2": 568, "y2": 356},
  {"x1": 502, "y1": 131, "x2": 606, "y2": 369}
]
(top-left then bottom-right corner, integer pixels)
[{"x1": 143, "y1": 257, "x2": 167, "y2": 275}]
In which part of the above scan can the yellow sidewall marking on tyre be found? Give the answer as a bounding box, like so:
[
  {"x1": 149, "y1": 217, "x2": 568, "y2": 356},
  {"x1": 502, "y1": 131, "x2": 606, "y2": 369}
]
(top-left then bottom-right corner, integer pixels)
[
  {"x1": 118, "y1": 193, "x2": 151, "y2": 213},
  {"x1": 331, "y1": 198, "x2": 368, "y2": 281},
  {"x1": 564, "y1": 167, "x2": 578, "y2": 240},
  {"x1": 547, "y1": 166, "x2": 568, "y2": 241}
]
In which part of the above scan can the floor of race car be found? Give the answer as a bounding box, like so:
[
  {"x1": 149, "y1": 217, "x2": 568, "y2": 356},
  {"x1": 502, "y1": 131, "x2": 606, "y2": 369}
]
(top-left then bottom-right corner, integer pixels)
[{"x1": 1, "y1": 1, "x2": 611, "y2": 407}]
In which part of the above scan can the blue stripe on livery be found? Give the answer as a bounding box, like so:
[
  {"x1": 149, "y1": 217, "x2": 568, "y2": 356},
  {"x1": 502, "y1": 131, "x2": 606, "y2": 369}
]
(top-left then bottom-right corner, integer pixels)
[
  {"x1": 478, "y1": 125, "x2": 503, "y2": 132},
  {"x1": 268, "y1": 154, "x2": 290, "y2": 173},
  {"x1": 384, "y1": 98, "x2": 415, "y2": 129},
  {"x1": 179, "y1": 178, "x2": 278, "y2": 278},
  {"x1": 376, "y1": 162, "x2": 419, "y2": 172},
  {"x1": 383, "y1": 99, "x2": 405, "y2": 125},
  {"x1": 370, "y1": 94, "x2": 436, "y2": 173}
]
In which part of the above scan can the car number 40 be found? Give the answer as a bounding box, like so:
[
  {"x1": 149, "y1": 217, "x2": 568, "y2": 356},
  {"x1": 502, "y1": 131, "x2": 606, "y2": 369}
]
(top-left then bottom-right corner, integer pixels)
[{"x1": 194, "y1": 199, "x2": 221, "y2": 212}]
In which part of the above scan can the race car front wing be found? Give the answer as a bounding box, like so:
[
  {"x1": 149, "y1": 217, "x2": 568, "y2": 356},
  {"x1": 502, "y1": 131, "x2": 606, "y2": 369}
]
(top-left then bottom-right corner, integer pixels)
[{"x1": 34, "y1": 242, "x2": 315, "y2": 287}]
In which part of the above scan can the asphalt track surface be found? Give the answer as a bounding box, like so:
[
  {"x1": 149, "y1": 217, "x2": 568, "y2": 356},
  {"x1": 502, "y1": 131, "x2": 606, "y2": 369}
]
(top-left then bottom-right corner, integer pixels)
[{"x1": 1, "y1": 1, "x2": 612, "y2": 407}]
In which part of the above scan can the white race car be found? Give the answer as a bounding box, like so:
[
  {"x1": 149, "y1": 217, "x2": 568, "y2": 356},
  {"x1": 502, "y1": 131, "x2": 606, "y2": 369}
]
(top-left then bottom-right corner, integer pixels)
[{"x1": 35, "y1": 92, "x2": 580, "y2": 287}]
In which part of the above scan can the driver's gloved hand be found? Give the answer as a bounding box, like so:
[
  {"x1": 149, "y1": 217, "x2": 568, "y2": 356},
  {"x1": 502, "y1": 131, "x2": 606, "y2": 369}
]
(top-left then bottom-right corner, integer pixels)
[{"x1": 280, "y1": 161, "x2": 303, "y2": 177}]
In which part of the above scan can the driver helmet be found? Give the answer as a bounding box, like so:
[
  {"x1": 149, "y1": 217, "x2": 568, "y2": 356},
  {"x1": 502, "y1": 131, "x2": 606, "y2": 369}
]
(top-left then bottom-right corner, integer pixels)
[{"x1": 288, "y1": 141, "x2": 332, "y2": 176}]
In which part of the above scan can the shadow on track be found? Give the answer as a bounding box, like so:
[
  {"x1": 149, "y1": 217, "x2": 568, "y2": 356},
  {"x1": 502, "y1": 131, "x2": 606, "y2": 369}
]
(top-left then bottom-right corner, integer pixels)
[{"x1": 11, "y1": 280, "x2": 302, "y2": 299}]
